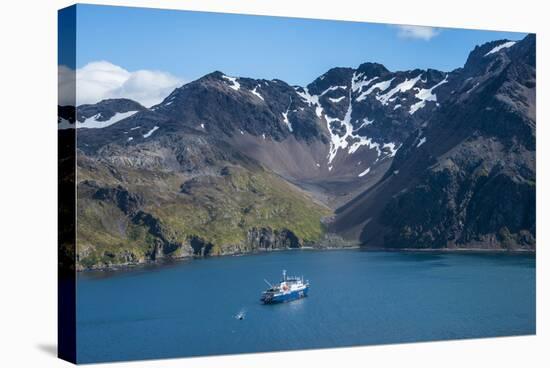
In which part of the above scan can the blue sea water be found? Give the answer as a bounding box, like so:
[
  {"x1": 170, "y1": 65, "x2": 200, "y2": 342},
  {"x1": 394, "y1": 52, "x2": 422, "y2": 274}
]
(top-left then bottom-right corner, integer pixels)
[{"x1": 76, "y1": 250, "x2": 535, "y2": 363}]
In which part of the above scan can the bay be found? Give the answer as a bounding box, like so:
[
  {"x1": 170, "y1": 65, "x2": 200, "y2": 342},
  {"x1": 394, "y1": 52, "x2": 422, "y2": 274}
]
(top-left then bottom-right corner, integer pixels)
[{"x1": 76, "y1": 249, "x2": 535, "y2": 363}]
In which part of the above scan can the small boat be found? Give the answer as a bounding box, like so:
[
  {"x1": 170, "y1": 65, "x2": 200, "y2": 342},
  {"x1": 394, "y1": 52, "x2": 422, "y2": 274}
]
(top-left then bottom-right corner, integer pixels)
[
  {"x1": 235, "y1": 310, "x2": 246, "y2": 320},
  {"x1": 260, "y1": 270, "x2": 309, "y2": 304}
]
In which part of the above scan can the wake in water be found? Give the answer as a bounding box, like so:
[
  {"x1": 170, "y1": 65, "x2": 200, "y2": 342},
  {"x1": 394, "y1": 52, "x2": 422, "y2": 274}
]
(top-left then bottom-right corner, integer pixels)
[{"x1": 234, "y1": 309, "x2": 246, "y2": 320}]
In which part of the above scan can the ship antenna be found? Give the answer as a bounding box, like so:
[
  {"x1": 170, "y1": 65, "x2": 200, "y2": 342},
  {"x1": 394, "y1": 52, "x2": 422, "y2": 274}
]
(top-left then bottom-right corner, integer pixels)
[{"x1": 282, "y1": 269, "x2": 286, "y2": 281}]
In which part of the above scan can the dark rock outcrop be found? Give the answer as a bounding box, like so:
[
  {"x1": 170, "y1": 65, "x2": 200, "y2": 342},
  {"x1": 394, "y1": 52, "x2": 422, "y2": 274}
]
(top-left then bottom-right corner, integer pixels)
[
  {"x1": 189, "y1": 236, "x2": 214, "y2": 256},
  {"x1": 246, "y1": 227, "x2": 302, "y2": 250},
  {"x1": 92, "y1": 185, "x2": 143, "y2": 215},
  {"x1": 131, "y1": 211, "x2": 194, "y2": 260}
]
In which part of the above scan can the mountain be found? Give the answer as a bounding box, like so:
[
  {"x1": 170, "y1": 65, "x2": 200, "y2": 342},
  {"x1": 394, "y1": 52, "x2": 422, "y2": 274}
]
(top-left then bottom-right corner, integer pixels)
[
  {"x1": 331, "y1": 35, "x2": 536, "y2": 250},
  {"x1": 59, "y1": 98, "x2": 147, "y2": 129},
  {"x1": 59, "y1": 34, "x2": 536, "y2": 269},
  {"x1": 73, "y1": 60, "x2": 460, "y2": 207}
]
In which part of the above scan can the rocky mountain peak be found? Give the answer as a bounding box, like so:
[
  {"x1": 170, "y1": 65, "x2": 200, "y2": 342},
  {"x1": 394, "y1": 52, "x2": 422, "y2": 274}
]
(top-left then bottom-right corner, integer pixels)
[
  {"x1": 463, "y1": 39, "x2": 518, "y2": 74},
  {"x1": 309, "y1": 67, "x2": 355, "y2": 95},
  {"x1": 509, "y1": 34, "x2": 535, "y2": 67},
  {"x1": 356, "y1": 62, "x2": 390, "y2": 78}
]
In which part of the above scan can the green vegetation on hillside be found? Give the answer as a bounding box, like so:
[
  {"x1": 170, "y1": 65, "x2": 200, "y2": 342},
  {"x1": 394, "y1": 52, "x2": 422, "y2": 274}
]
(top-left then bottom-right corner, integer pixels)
[{"x1": 76, "y1": 157, "x2": 331, "y2": 269}]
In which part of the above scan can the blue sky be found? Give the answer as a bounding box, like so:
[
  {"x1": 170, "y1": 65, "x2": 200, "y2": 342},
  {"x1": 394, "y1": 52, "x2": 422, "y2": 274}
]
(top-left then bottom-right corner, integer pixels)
[
  {"x1": 74, "y1": 4, "x2": 525, "y2": 84},
  {"x1": 59, "y1": 4, "x2": 526, "y2": 107}
]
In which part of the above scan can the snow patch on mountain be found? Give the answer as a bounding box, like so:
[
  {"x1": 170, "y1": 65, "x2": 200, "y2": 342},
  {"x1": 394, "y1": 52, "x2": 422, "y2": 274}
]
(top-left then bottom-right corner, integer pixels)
[
  {"x1": 484, "y1": 41, "x2": 516, "y2": 56},
  {"x1": 358, "y1": 167, "x2": 371, "y2": 177},
  {"x1": 325, "y1": 92, "x2": 398, "y2": 163},
  {"x1": 351, "y1": 72, "x2": 378, "y2": 94},
  {"x1": 357, "y1": 78, "x2": 395, "y2": 102},
  {"x1": 416, "y1": 136, "x2": 427, "y2": 147},
  {"x1": 143, "y1": 126, "x2": 159, "y2": 138},
  {"x1": 320, "y1": 85, "x2": 347, "y2": 96},
  {"x1": 383, "y1": 142, "x2": 399, "y2": 157},
  {"x1": 355, "y1": 117, "x2": 374, "y2": 130},
  {"x1": 409, "y1": 75, "x2": 448, "y2": 115},
  {"x1": 281, "y1": 111, "x2": 293, "y2": 132},
  {"x1": 465, "y1": 82, "x2": 480, "y2": 94},
  {"x1": 222, "y1": 75, "x2": 241, "y2": 91},
  {"x1": 280, "y1": 97, "x2": 293, "y2": 132},
  {"x1": 324, "y1": 93, "x2": 358, "y2": 163},
  {"x1": 329, "y1": 96, "x2": 346, "y2": 103},
  {"x1": 348, "y1": 136, "x2": 382, "y2": 156},
  {"x1": 377, "y1": 74, "x2": 422, "y2": 105},
  {"x1": 76, "y1": 110, "x2": 139, "y2": 129},
  {"x1": 295, "y1": 87, "x2": 324, "y2": 119},
  {"x1": 250, "y1": 85, "x2": 264, "y2": 100},
  {"x1": 297, "y1": 86, "x2": 401, "y2": 165}
]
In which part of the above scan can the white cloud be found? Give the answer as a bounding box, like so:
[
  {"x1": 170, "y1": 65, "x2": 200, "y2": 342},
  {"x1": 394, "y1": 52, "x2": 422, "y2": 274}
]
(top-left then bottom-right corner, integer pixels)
[
  {"x1": 395, "y1": 25, "x2": 441, "y2": 41},
  {"x1": 58, "y1": 61, "x2": 183, "y2": 107}
]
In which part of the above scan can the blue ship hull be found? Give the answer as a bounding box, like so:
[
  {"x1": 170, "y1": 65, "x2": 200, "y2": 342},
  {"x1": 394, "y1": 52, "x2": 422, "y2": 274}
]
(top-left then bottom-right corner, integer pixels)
[{"x1": 261, "y1": 286, "x2": 309, "y2": 304}]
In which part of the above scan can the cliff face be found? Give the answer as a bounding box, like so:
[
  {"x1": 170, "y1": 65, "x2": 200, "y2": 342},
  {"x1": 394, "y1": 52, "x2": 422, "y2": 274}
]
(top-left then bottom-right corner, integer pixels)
[{"x1": 245, "y1": 228, "x2": 301, "y2": 250}]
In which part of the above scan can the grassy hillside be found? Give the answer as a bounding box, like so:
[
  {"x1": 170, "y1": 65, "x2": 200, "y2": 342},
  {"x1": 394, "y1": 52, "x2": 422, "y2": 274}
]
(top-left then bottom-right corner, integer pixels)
[{"x1": 76, "y1": 155, "x2": 331, "y2": 269}]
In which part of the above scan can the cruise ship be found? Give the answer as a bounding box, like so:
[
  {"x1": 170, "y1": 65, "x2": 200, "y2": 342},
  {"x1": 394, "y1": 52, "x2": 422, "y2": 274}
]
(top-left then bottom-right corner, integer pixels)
[{"x1": 260, "y1": 270, "x2": 309, "y2": 304}]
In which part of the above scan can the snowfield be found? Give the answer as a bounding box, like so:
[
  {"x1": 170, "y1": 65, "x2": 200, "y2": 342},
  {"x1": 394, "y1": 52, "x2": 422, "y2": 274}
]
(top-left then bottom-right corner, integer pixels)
[
  {"x1": 416, "y1": 136, "x2": 427, "y2": 147},
  {"x1": 484, "y1": 41, "x2": 516, "y2": 56},
  {"x1": 358, "y1": 167, "x2": 371, "y2": 177},
  {"x1": 222, "y1": 74, "x2": 241, "y2": 91},
  {"x1": 329, "y1": 96, "x2": 346, "y2": 103},
  {"x1": 70, "y1": 110, "x2": 139, "y2": 129},
  {"x1": 357, "y1": 78, "x2": 394, "y2": 102},
  {"x1": 143, "y1": 126, "x2": 159, "y2": 138},
  {"x1": 377, "y1": 74, "x2": 422, "y2": 105},
  {"x1": 250, "y1": 85, "x2": 264, "y2": 100},
  {"x1": 409, "y1": 75, "x2": 448, "y2": 115}
]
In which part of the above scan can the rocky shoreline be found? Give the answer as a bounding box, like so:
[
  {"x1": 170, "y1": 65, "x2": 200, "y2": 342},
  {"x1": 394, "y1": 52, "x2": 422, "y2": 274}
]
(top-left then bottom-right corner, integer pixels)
[
  {"x1": 77, "y1": 241, "x2": 360, "y2": 272},
  {"x1": 362, "y1": 246, "x2": 535, "y2": 255},
  {"x1": 77, "y1": 240, "x2": 535, "y2": 272}
]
